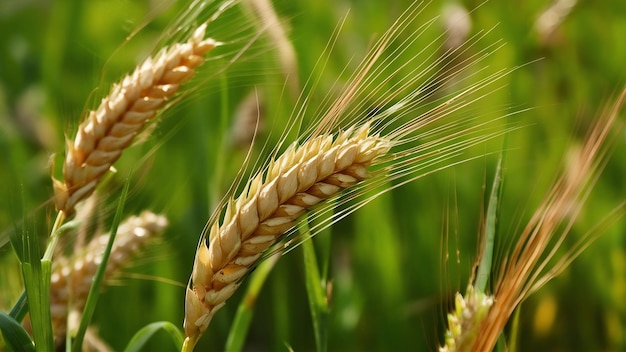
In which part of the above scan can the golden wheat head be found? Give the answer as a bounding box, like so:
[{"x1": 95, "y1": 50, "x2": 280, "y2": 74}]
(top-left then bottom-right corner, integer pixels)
[
  {"x1": 52, "y1": 23, "x2": 219, "y2": 215},
  {"x1": 184, "y1": 123, "x2": 390, "y2": 341}
]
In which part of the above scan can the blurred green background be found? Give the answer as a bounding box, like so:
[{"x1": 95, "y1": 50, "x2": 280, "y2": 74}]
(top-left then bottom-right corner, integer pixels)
[{"x1": 1, "y1": 0, "x2": 625, "y2": 350}]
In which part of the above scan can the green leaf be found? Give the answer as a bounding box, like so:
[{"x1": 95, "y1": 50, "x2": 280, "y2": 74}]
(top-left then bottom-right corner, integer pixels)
[
  {"x1": 301, "y1": 221, "x2": 328, "y2": 352},
  {"x1": 9, "y1": 292, "x2": 28, "y2": 322},
  {"x1": 0, "y1": 311, "x2": 35, "y2": 352},
  {"x1": 20, "y1": 227, "x2": 54, "y2": 350},
  {"x1": 71, "y1": 176, "x2": 131, "y2": 351},
  {"x1": 123, "y1": 321, "x2": 184, "y2": 352},
  {"x1": 475, "y1": 155, "x2": 504, "y2": 293}
]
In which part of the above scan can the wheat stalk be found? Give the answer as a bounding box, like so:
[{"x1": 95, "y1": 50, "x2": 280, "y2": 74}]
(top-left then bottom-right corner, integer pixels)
[{"x1": 52, "y1": 23, "x2": 219, "y2": 215}]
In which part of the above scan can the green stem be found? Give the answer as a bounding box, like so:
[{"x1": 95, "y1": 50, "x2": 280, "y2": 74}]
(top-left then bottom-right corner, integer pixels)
[
  {"x1": 301, "y1": 221, "x2": 329, "y2": 352},
  {"x1": 43, "y1": 211, "x2": 67, "y2": 261},
  {"x1": 9, "y1": 210, "x2": 67, "y2": 322},
  {"x1": 71, "y1": 178, "x2": 130, "y2": 351},
  {"x1": 225, "y1": 254, "x2": 280, "y2": 351}
]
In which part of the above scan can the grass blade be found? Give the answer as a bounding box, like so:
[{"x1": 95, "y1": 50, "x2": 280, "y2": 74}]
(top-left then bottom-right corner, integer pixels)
[
  {"x1": 18, "y1": 218, "x2": 54, "y2": 350},
  {"x1": 71, "y1": 176, "x2": 131, "y2": 351},
  {"x1": 301, "y1": 221, "x2": 329, "y2": 352},
  {"x1": 225, "y1": 254, "x2": 280, "y2": 352},
  {"x1": 123, "y1": 321, "x2": 184, "y2": 352},
  {"x1": 8, "y1": 292, "x2": 28, "y2": 322},
  {"x1": 475, "y1": 155, "x2": 504, "y2": 293},
  {"x1": 0, "y1": 311, "x2": 35, "y2": 352}
]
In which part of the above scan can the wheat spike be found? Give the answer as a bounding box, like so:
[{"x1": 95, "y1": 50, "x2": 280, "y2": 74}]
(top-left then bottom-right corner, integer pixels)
[
  {"x1": 49, "y1": 211, "x2": 168, "y2": 345},
  {"x1": 52, "y1": 23, "x2": 219, "y2": 214},
  {"x1": 439, "y1": 286, "x2": 494, "y2": 352},
  {"x1": 183, "y1": 123, "x2": 390, "y2": 342}
]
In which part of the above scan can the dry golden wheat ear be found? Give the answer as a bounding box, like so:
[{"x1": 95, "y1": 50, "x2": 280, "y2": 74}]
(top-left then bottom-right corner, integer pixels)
[{"x1": 52, "y1": 23, "x2": 218, "y2": 215}]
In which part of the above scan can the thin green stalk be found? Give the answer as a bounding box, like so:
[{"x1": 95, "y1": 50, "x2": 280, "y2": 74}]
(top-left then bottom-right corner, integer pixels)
[
  {"x1": 301, "y1": 221, "x2": 329, "y2": 352},
  {"x1": 8, "y1": 291, "x2": 28, "y2": 322},
  {"x1": 209, "y1": 72, "x2": 231, "y2": 208},
  {"x1": 71, "y1": 177, "x2": 131, "y2": 351},
  {"x1": 9, "y1": 205, "x2": 68, "y2": 322},
  {"x1": 508, "y1": 305, "x2": 522, "y2": 352},
  {"x1": 225, "y1": 254, "x2": 280, "y2": 351},
  {"x1": 43, "y1": 211, "x2": 67, "y2": 261}
]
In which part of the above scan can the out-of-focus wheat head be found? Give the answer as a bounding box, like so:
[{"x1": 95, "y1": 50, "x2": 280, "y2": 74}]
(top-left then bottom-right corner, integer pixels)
[
  {"x1": 440, "y1": 285, "x2": 494, "y2": 352},
  {"x1": 183, "y1": 2, "x2": 519, "y2": 348},
  {"x1": 49, "y1": 211, "x2": 168, "y2": 346},
  {"x1": 51, "y1": 22, "x2": 219, "y2": 215}
]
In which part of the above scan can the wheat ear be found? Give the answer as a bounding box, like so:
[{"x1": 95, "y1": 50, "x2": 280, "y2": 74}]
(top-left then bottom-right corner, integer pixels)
[
  {"x1": 439, "y1": 285, "x2": 494, "y2": 352},
  {"x1": 52, "y1": 24, "x2": 218, "y2": 214},
  {"x1": 49, "y1": 211, "x2": 168, "y2": 344},
  {"x1": 183, "y1": 123, "x2": 390, "y2": 344}
]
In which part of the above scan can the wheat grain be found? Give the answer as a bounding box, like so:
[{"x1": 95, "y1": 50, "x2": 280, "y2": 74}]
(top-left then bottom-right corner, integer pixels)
[
  {"x1": 49, "y1": 211, "x2": 168, "y2": 345},
  {"x1": 52, "y1": 23, "x2": 219, "y2": 215},
  {"x1": 183, "y1": 123, "x2": 390, "y2": 343}
]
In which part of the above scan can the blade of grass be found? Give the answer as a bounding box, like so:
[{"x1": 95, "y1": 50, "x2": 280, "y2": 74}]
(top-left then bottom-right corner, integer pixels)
[
  {"x1": 508, "y1": 304, "x2": 522, "y2": 352},
  {"x1": 310, "y1": 205, "x2": 333, "y2": 284},
  {"x1": 71, "y1": 176, "x2": 131, "y2": 351},
  {"x1": 475, "y1": 154, "x2": 504, "y2": 293},
  {"x1": 0, "y1": 311, "x2": 35, "y2": 352},
  {"x1": 123, "y1": 321, "x2": 184, "y2": 352},
  {"x1": 225, "y1": 254, "x2": 280, "y2": 352},
  {"x1": 301, "y1": 221, "x2": 329, "y2": 352},
  {"x1": 8, "y1": 293, "x2": 28, "y2": 322},
  {"x1": 16, "y1": 187, "x2": 54, "y2": 351},
  {"x1": 8, "y1": 217, "x2": 78, "y2": 324}
]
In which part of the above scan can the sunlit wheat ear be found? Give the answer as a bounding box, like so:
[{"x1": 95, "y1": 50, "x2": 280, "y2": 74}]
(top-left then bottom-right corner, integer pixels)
[
  {"x1": 49, "y1": 211, "x2": 167, "y2": 345},
  {"x1": 469, "y1": 88, "x2": 626, "y2": 352},
  {"x1": 440, "y1": 285, "x2": 494, "y2": 352},
  {"x1": 184, "y1": 123, "x2": 390, "y2": 340},
  {"x1": 51, "y1": 23, "x2": 219, "y2": 215}
]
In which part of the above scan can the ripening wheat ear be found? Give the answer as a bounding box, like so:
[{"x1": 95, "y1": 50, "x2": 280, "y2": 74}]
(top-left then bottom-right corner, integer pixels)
[
  {"x1": 52, "y1": 23, "x2": 219, "y2": 215},
  {"x1": 184, "y1": 123, "x2": 390, "y2": 342}
]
